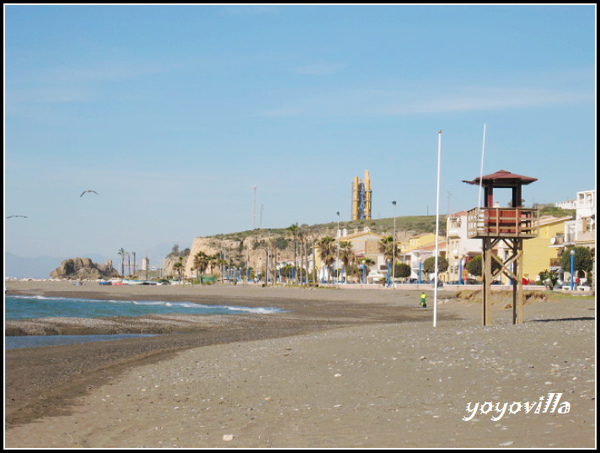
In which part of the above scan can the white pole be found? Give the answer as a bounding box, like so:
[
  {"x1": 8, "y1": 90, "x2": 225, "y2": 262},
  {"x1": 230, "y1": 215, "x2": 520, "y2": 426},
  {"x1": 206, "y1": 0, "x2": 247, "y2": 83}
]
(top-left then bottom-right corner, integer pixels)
[
  {"x1": 434, "y1": 130, "x2": 442, "y2": 327},
  {"x1": 477, "y1": 124, "x2": 487, "y2": 210}
]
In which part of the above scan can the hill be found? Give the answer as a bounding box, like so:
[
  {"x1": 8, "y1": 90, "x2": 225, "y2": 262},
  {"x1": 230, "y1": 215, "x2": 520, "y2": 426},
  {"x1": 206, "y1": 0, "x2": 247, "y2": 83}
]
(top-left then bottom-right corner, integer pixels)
[
  {"x1": 209, "y1": 215, "x2": 447, "y2": 242},
  {"x1": 161, "y1": 215, "x2": 447, "y2": 278}
]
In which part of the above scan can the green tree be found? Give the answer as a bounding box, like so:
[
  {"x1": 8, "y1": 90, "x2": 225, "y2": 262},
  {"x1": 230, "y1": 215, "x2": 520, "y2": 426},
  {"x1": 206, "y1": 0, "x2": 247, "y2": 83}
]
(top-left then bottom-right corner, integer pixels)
[
  {"x1": 466, "y1": 255, "x2": 501, "y2": 278},
  {"x1": 466, "y1": 256, "x2": 482, "y2": 277},
  {"x1": 423, "y1": 256, "x2": 449, "y2": 275},
  {"x1": 395, "y1": 262, "x2": 412, "y2": 279},
  {"x1": 560, "y1": 246, "x2": 594, "y2": 278}
]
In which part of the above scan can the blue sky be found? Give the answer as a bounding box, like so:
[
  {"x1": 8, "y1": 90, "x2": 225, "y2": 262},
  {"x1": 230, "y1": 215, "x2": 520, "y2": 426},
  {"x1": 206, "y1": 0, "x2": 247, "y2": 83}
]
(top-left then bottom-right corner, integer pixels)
[{"x1": 4, "y1": 4, "x2": 596, "y2": 268}]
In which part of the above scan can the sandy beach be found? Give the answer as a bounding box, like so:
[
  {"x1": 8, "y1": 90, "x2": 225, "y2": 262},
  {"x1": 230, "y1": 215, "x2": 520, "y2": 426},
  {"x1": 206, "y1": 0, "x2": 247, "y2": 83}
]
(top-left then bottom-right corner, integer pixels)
[{"x1": 4, "y1": 280, "x2": 596, "y2": 448}]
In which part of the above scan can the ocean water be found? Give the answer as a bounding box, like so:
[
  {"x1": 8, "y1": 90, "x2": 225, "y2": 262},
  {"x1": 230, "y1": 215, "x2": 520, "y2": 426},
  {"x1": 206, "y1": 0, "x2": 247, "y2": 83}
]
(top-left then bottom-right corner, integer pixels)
[
  {"x1": 5, "y1": 334, "x2": 158, "y2": 350},
  {"x1": 5, "y1": 295, "x2": 283, "y2": 349},
  {"x1": 5, "y1": 295, "x2": 283, "y2": 320}
]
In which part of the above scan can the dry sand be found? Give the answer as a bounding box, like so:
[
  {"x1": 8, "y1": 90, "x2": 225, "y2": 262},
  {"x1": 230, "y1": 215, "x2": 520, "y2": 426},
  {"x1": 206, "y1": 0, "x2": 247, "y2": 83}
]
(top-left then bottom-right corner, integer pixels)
[{"x1": 4, "y1": 280, "x2": 596, "y2": 448}]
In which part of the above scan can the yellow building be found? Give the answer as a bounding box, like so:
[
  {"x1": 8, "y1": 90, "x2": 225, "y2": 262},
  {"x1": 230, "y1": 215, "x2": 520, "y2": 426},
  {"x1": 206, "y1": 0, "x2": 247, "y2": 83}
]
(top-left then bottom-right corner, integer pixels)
[
  {"x1": 497, "y1": 215, "x2": 572, "y2": 283},
  {"x1": 401, "y1": 233, "x2": 445, "y2": 253}
]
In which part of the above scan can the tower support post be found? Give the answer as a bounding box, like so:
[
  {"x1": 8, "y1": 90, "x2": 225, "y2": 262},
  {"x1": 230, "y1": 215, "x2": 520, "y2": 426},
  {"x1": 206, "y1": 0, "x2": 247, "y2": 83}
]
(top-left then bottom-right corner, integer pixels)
[
  {"x1": 481, "y1": 237, "x2": 525, "y2": 325},
  {"x1": 482, "y1": 238, "x2": 492, "y2": 326}
]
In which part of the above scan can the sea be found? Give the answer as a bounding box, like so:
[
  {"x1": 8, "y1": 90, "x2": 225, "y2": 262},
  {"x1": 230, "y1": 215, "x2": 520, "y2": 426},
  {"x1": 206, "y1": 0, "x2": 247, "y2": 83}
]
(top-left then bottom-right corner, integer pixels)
[{"x1": 4, "y1": 295, "x2": 283, "y2": 350}]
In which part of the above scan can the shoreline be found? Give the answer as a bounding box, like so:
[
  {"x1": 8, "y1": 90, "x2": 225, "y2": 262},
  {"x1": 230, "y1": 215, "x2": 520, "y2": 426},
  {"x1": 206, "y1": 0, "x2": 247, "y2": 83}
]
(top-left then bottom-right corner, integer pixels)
[
  {"x1": 5, "y1": 281, "x2": 462, "y2": 337},
  {"x1": 4, "y1": 280, "x2": 596, "y2": 448}
]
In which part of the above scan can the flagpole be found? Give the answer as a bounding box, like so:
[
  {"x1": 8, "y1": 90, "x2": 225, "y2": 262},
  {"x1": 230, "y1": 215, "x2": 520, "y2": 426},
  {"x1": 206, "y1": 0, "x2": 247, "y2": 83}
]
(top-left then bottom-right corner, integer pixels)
[
  {"x1": 478, "y1": 124, "x2": 487, "y2": 210},
  {"x1": 434, "y1": 130, "x2": 442, "y2": 327},
  {"x1": 474, "y1": 123, "x2": 487, "y2": 235}
]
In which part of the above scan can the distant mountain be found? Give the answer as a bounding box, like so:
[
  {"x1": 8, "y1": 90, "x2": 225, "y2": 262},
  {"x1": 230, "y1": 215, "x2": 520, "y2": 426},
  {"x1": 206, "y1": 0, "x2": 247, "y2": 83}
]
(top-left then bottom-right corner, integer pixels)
[{"x1": 4, "y1": 252, "x2": 64, "y2": 279}]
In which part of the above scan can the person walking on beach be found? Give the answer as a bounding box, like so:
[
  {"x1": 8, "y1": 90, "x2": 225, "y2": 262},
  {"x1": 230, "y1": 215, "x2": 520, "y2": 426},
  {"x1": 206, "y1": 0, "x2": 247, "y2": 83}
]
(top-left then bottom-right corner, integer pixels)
[{"x1": 420, "y1": 291, "x2": 427, "y2": 308}]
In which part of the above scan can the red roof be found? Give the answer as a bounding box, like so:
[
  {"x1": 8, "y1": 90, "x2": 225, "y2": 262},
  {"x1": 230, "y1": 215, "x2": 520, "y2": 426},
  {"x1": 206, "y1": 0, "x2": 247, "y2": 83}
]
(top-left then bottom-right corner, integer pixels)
[{"x1": 462, "y1": 169, "x2": 537, "y2": 187}]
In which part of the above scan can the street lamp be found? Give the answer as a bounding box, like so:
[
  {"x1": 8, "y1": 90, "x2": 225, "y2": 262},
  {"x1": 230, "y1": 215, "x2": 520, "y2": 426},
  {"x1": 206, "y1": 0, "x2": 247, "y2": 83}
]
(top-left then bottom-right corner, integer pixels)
[
  {"x1": 362, "y1": 260, "x2": 366, "y2": 284},
  {"x1": 392, "y1": 201, "x2": 397, "y2": 288},
  {"x1": 570, "y1": 249, "x2": 576, "y2": 291},
  {"x1": 336, "y1": 211, "x2": 340, "y2": 287},
  {"x1": 387, "y1": 258, "x2": 391, "y2": 287}
]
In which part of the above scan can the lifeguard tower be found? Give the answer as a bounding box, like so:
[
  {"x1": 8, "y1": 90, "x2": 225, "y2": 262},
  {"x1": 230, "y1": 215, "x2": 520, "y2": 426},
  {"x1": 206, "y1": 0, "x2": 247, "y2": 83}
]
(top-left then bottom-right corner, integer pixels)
[{"x1": 463, "y1": 170, "x2": 540, "y2": 325}]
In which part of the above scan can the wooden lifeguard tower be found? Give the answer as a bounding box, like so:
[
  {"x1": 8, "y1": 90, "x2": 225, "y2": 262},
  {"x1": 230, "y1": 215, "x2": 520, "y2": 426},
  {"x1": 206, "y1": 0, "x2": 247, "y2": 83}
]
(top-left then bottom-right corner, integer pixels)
[{"x1": 463, "y1": 170, "x2": 540, "y2": 325}]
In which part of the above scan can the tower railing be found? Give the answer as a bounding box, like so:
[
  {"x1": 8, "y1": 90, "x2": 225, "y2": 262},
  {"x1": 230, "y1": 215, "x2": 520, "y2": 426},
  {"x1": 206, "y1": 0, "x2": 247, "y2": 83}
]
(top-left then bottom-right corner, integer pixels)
[{"x1": 466, "y1": 207, "x2": 539, "y2": 239}]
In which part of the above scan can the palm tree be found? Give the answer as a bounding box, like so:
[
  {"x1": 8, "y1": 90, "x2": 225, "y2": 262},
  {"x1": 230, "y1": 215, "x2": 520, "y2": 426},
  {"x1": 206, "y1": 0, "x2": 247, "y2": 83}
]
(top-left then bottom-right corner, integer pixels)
[
  {"x1": 297, "y1": 226, "x2": 310, "y2": 285},
  {"x1": 317, "y1": 236, "x2": 336, "y2": 283},
  {"x1": 118, "y1": 248, "x2": 126, "y2": 277},
  {"x1": 338, "y1": 241, "x2": 354, "y2": 267},
  {"x1": 378, "y1": 236, "x2": 399, "y2": 262},
  {"x1": 173, "y1": 257, "x2": 184, "y2": 280},
  {"x1": 207, "y1": 254, "x2": 218, "y2": 276},
  {"x1": 338, "y1": 240, "x2": 354, "y2": 282},
  {"x1": 192, "y1": 251, "x2": 210, "y2": 280},
  {"x1": 216, "y1": 255, "x2": 227, "y2": 284},
  {"x1": 287, "y1": 223, "x2": 300, "y2": 284}
]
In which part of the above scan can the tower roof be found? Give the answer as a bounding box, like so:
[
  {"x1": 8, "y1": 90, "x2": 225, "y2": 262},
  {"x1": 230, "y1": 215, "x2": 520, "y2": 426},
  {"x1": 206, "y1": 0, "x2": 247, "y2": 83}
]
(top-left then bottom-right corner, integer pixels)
[{"x1": 462, "y1": 169, "x2": 537, "y2": 187}]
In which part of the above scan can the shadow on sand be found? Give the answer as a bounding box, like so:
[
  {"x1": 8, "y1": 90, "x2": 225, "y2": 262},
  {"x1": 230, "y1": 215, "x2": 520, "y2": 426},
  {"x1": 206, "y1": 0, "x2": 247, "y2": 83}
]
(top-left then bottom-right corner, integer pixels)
[{"x1": 530, "y1": 316, "x2": 595, "y2": 323}]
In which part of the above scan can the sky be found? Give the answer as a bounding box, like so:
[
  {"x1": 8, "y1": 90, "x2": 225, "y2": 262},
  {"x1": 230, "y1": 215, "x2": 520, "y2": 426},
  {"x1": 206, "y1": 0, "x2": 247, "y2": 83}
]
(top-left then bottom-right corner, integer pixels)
[{"x1": 4, "y1": 4, "x2": 596, "y2": 269}]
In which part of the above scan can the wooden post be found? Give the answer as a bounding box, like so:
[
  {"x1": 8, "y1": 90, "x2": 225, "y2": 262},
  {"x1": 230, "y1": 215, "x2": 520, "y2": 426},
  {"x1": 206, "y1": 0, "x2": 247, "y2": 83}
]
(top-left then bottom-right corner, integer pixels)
[
  {"x1": 482, "y1": 238, "x2": 492, "y2": 326},
  {"x1": 513, "y1": 240, "x2": 524, "y2": 324}
]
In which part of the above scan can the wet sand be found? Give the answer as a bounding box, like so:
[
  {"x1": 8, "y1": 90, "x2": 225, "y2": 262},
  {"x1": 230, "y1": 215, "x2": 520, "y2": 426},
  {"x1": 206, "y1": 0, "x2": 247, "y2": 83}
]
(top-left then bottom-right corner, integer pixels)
[{"x1": 4, "y1": 281, "x2": 596, "y2": 448}]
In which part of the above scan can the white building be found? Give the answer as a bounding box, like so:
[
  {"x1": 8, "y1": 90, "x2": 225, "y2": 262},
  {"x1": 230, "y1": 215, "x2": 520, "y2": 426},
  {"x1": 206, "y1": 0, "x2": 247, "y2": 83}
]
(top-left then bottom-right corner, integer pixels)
[
  {"x1": 555, "y1": 199, "x2": 577, "y2": 210},
  {"x1": 445, "y1": 211, "x2": 483, "y2": 283},
  {"x1": 564, "y1": 190, "x2": 596, "y2": 248}
]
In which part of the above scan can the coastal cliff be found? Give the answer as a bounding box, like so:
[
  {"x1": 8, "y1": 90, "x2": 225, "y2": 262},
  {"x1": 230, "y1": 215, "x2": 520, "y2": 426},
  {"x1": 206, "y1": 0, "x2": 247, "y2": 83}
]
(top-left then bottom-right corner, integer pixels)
[{"x1": 182, "y1": 235, "x2": 298, "y2": 279}]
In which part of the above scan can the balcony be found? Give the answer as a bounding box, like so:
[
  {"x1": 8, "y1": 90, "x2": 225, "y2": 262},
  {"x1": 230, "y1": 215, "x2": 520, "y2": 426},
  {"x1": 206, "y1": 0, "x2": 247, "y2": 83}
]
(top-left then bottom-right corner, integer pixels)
[
  {"x1": 577, "y1": 229, "x2": 596, "y2": 244},
  {"x1": 447, "y1": 227, "x2": 462, "y2": 238},
  {"x1": 467, "y1": 207, "x2": 539, "y2": 239}
]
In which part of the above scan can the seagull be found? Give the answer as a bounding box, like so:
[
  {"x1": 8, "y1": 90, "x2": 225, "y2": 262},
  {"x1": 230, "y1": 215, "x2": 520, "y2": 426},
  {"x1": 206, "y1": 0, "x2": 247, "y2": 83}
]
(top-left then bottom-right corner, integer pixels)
[
  {"x1": 80, "y1": 190, "x2": 99, "y2": 197},
  {"x1": 6, "y1": 215, "x2": 28, "y2": 219}
]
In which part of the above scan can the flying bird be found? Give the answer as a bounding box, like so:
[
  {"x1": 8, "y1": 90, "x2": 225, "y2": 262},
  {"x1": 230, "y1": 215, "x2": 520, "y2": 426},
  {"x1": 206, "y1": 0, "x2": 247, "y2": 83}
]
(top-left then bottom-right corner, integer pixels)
[
  {"x1": 80, "y1": 190, "x2": 99, "y2": 197},
  {"x1": 6, "y1": 215, "x2": 28, "y2": 219}
]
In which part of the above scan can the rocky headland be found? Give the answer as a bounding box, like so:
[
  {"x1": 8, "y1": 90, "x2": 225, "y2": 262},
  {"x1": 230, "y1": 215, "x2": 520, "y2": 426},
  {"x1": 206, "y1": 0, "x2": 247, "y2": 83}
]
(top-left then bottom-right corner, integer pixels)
[{"x1": 49, "y1": 257, "x2": 119, "y2": 280}]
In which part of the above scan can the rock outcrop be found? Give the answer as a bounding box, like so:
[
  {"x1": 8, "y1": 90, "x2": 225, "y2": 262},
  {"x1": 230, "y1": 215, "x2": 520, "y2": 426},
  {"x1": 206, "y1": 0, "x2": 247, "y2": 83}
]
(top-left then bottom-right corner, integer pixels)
[{"x1": 50, "y1": 258, "x2": 120, "y2": 280}]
